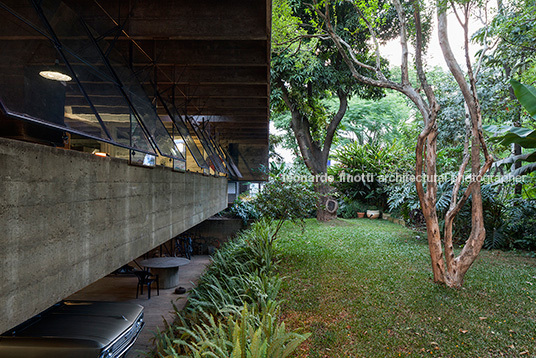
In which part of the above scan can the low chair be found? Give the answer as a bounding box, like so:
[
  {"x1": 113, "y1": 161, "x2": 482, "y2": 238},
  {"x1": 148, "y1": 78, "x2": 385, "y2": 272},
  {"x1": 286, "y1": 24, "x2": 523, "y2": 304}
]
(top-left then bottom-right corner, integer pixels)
[{"x1": 133, "y1": 270, "x2": 159, "y2": 299}]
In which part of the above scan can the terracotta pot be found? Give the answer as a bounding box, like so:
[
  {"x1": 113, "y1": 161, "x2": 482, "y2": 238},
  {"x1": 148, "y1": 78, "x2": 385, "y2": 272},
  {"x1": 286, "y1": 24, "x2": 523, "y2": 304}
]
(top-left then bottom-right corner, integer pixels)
[
  {"x1": 357, "y1": 212, "x2": 365, "y2": 218},
  {"x1": 366, "y1": 210, "x2": 380, "y2": 219}
]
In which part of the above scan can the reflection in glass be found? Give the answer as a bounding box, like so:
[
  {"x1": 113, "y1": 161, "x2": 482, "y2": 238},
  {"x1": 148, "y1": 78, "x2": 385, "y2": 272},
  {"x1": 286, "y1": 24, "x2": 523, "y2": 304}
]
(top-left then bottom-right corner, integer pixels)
[
  {"x1": 157, "y1": 95, "x2": 209, "y2": 169},
  {"x1": 0, "y1": 0, "x2": 185, "y2": 161}
]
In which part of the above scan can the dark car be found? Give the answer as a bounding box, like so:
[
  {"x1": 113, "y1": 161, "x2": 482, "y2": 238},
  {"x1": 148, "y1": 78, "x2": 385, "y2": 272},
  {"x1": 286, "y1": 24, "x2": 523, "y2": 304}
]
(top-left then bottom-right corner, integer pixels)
[{"x1": 0, "y1": 300, "x2": 144, "y2": 358}]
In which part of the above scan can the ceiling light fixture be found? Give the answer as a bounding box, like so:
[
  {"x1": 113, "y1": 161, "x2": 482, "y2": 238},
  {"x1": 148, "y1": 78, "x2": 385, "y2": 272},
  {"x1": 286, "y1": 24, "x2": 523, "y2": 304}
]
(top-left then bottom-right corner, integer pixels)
[{"x1": 39, "y1": 59, "x2": 72, "y2": 82}]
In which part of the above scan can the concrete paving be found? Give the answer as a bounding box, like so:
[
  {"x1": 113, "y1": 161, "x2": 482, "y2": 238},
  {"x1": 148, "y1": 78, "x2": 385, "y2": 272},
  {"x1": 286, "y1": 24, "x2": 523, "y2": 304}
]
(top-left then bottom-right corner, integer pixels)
[{"x1": 67, "y1": 255, "x2": 211, "y2": 358}]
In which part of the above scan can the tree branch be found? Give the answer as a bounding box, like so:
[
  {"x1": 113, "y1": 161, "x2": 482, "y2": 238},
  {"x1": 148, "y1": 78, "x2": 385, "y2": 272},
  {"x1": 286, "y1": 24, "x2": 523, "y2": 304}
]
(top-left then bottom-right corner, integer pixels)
[
  {"x1": 437, "y1": 5, "x2": 473, "y2": 102},
  {"x1": 391, "y1": 0, "x2": 410, "y2": 85},
  {"x1": 413, "y1": 0, "x2": 439, "y2": 116},
  {"x1": 322, "y1": 89, "x2": 348, "y2": 159},
  {"x1": 345, "y1": 0, "x2": 382, "y2": 71}
]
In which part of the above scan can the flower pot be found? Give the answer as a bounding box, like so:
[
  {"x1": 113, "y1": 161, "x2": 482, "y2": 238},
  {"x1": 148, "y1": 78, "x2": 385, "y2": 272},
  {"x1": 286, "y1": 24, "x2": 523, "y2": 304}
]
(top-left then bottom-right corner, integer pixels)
[
  {"x1": 357, "y1": 212, "x2": 365, "y2": 218},
  {"x1": 366, "y1": 210, "x2": 380, "y2": 219}
]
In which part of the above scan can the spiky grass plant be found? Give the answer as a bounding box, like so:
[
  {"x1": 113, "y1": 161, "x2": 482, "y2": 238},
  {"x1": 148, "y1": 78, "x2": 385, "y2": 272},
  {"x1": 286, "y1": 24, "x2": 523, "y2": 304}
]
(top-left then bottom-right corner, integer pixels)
[
  {"x1": 149, "y1": 220, "x2": 306, "y2": 358},
  {"x1": 159, "y1": 303, "x2": 309, "y2": 358}
]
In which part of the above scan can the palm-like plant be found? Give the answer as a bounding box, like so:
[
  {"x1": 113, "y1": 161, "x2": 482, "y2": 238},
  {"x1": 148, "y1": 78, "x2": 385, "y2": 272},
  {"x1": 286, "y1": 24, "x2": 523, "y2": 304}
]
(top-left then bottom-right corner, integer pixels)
[{"x1": 484, "y1": 79, "x2": 536, "y2": 183}]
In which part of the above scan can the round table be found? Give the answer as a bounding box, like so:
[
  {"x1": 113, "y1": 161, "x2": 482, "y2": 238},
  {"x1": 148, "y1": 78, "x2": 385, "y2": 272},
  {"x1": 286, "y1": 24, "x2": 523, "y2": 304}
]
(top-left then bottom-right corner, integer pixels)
[{"x1": 138, "y1": 257, "x2": 190, "y2": 289}]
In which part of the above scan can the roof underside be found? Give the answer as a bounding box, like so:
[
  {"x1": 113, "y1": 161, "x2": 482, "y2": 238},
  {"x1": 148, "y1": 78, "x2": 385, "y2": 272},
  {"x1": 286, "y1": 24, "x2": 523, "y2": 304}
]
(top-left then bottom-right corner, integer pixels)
[
  {"x1": 0, "y1": 0, "x2": 271, "y2": 180},
  {"x1": 72, "y1": 0, "x2": 272, "y2": 146}
]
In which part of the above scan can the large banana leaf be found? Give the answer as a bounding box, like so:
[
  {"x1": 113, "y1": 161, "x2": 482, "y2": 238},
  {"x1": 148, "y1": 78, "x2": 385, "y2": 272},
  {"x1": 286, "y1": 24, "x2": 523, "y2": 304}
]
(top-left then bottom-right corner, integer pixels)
[
  {"x1": 511, "y1": 79, "x2": 536, "y2": 120},
  {"x1": 493, "y1": 163, "x2": 536, "y2": 185},
  {"x1": 483, "y1": 124, "x2": 536, "y2": 148},
  {"x1": 484, "y1": 80, "x2": 536, "y2": 148},
  {"x1": 484, "y1": 79, "x2": 536, "y2": 183}
]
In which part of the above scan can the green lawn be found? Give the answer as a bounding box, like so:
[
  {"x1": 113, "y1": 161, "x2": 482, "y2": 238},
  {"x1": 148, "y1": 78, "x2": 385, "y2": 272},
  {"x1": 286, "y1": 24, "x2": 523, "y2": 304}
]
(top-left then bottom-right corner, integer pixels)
[{"x1": 276, "y1": 219, "x2": 536, "y2": 357}]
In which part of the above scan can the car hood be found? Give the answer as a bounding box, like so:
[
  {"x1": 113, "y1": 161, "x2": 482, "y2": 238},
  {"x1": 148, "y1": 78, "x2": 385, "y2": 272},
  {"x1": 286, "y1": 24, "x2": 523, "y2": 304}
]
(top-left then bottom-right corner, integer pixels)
[{"x1": 3, "y1": 301, "x2": 144, "y2": 348}]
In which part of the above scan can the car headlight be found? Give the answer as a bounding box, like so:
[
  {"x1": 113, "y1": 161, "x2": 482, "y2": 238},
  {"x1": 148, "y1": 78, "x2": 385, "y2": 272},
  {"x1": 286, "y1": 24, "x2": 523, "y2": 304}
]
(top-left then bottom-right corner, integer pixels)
[{"x1": 99, "y1": 349, "x2": 113, "y2": 358}]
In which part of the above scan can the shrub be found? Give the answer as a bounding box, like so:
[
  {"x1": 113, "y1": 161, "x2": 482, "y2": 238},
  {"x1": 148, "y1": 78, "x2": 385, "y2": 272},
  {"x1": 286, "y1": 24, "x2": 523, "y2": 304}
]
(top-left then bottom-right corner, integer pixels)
[
  {"x1": 150, "y1": 220, "x2": 309, "y2": 357},
  {"x1": 229, "y1": 196, "x2": 261, "y2": 224},
  {"x1": 161, "y1": 303, "x2": 309, "y2": 358},
  {"x1": 254, "y1": 173, "x2": 317, "y2": 238},
  {"x1": 501, "y1": 198, "x2": 536, "y2": 251},
  {"x1": 337, "y1": 200, "x2": 367, "y2": 218},
  {"x1": 330, "y1": 141, "x2": 409, "y2": 211}
]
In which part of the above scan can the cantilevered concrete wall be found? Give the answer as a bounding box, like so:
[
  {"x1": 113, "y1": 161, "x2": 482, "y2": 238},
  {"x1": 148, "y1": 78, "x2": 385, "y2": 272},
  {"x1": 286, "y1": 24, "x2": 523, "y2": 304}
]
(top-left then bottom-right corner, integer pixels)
[{"x1": 0, "y1": 137, "x2": 227, "y2": 333}]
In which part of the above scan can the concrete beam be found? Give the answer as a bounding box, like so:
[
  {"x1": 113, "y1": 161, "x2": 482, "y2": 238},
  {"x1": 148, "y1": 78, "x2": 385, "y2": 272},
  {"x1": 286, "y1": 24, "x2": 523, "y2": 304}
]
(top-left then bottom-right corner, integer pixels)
[{"x1": 0, "y1": 138, "x2": 227, "y2": 333}]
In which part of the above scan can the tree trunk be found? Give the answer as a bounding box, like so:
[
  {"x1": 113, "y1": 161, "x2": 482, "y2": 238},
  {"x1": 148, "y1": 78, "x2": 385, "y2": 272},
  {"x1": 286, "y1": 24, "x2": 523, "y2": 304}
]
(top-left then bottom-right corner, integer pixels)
[
  {"x1": 277, "y1": 83, "x2": 347, "y2": 223},
  {"x1": 505, "y1": 65, "x2": 523, "y2": 195},
  {"x1": 316, "y1": 0, "x2": 494, "y2": 288},
  {"x1": 315, "y1": 181, "x2": 338, "y2": 221}
]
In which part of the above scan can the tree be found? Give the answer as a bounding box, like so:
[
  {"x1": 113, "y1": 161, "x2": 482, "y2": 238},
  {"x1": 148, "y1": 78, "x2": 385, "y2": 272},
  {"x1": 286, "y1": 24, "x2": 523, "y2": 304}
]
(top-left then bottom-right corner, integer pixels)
[
  {"x1": 485, "y1": 80, "x2": 536, "y2": 183},
  {"x1": 271, "y1": 0, "x2": 383, "y2": 221},
  {"x1": 474, "y1": 0, "x2": 536, "y2": 196},
  {"x1": 309, "y1": 0, "x2": 494, "y2": 288},
  {"x1": 474, "y1": 0, "x2": 536, "y2": 195},
  {"x1": 254, "y1": 163, "x2": 317, "y2": 240},
  {"x1": 340, "y1": 92, "x2": 413, "y2": 145}
]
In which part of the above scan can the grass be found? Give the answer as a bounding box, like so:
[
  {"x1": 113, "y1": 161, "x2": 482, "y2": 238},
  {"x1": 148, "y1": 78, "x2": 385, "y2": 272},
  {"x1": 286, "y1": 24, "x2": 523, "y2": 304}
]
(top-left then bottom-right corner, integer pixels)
[{"x1": 276, "y1": 219, "x2": 536, "y2": 357}]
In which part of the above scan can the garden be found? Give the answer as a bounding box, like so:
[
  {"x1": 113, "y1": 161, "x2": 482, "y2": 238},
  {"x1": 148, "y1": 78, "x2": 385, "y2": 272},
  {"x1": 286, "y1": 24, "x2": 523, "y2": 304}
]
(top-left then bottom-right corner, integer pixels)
[{"x1": 148, "y1": 0, "x2": 536, "y2": 356}]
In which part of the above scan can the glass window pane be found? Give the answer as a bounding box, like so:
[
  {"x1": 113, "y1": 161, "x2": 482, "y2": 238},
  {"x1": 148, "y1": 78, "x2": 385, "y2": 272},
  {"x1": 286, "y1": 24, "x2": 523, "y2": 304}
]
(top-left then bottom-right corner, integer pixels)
[
  {"x1": 39, "y1": 0, "x2": 116, "y2": 83},
  {"x1": 106, "y1": 53, "x2": 184, "y2": 160},
  {"x1": 0, "y1": 6, "x2": 108, "y2": 140},
  {"x1": 62, "y1": 51, "x2": 155, "y2": 154},
  {"x1": 0, "y1": 1, "x2": 156, "y2": 155},
  {"x1": 187, "y1": 118, "x2": 227, "y2": 174},
  {"x1": 157, "y1": 96, "x2": 209, "y2": 169}
]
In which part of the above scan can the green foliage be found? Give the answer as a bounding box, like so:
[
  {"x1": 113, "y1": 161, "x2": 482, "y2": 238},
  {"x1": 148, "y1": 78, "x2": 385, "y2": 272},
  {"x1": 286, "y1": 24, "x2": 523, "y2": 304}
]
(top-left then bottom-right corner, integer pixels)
[
  {"x1": 511, "y1": 78, "x2": 536, "y2": 120},
  {"x1": 168, "y1": 303, "x2": 309, "y2": 358},
  {"x1": 474, "y1": 0, "x2": 536, "y2": 126},
  {"x1": 229, "y1": 197, "x2": 261, "y2": 225},
  {"x1": 150, "y1": 221, "x2": 309, "y2": 357},
  {"x1": 449, "y1": 184, "x2": 506, "y2": 247},
  {"x1": 330, "y1": 141, "x2": 410, "y2": 210},
  {"x1": 386, "y1": 180, "x2": 420, "y2": 222},
  {"x1": 338, "y1": 92, "x2": 414, "y2": 145},
  {"x1": 272, "y1": 0, "x2": 307, "y2": 50},
  {"x1": 254, "y1": 170, "x2": 317, "y2": 225},
  {"x1": 502, "y1": 199, "x2": 536, "y2": 251},
  {"x1": 337, "y1": 199, "x2": 367, "y2": 218},
  {"x1": 485, "y1": 125, "x2": 536, "y2": 149},
  {"x1": 187, "y1": 221, "x2": 279, "y2": 313},
  {"x1": 485, "y1": 80, "x2": 536, "y2": 183},
  {"x1": 428, "y1": 67, "x2": 467, "y2": 150},
  {"x1": 270, "y1": 0, "x2": 385, "y2": 171}
]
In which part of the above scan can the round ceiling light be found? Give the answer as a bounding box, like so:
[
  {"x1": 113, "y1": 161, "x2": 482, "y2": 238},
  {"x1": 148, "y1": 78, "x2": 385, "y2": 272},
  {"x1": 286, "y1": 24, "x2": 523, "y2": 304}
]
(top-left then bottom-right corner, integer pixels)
[{"x1": 39, "y1": 70, "x2": 72, "y2": 82}]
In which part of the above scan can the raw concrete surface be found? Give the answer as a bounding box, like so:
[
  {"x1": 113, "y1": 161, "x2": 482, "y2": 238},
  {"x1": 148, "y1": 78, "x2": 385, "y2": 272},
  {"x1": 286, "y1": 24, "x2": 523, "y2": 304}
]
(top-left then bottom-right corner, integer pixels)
[
  {"x1": 0, "y1": 137, "x2": 226, "y2": 333},
  {"x1": 67, "y1": 255, "x2": 212, "y2": 358}
]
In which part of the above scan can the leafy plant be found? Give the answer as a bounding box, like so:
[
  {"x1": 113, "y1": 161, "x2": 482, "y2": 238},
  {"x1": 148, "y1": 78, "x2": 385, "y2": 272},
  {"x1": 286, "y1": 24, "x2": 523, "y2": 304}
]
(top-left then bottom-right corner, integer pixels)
[
  {"x1": 501, "y1": 198, "x2": 536, "y2": 251},
  {"x1": 163, "y1": 303, "x2": 309, "y2": 358},
  {"x1": 254, "y1": 172, "x2": 317, "y2": 239},
  {"x1": 229, "y1": 196, "x2": 261, "y2": 224},
  {"x1": 330, "y1": 141, "x2": 408, "y2": 211},
  {"x1": 337, "y1": 200, "x2": 367, "y2": 218},
  {"x1": 150, "y1": 220, "x2": 309, "y2": 357},
  {"x1": 484, "y1": 79, "x2": 536, "y2": 183}
]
